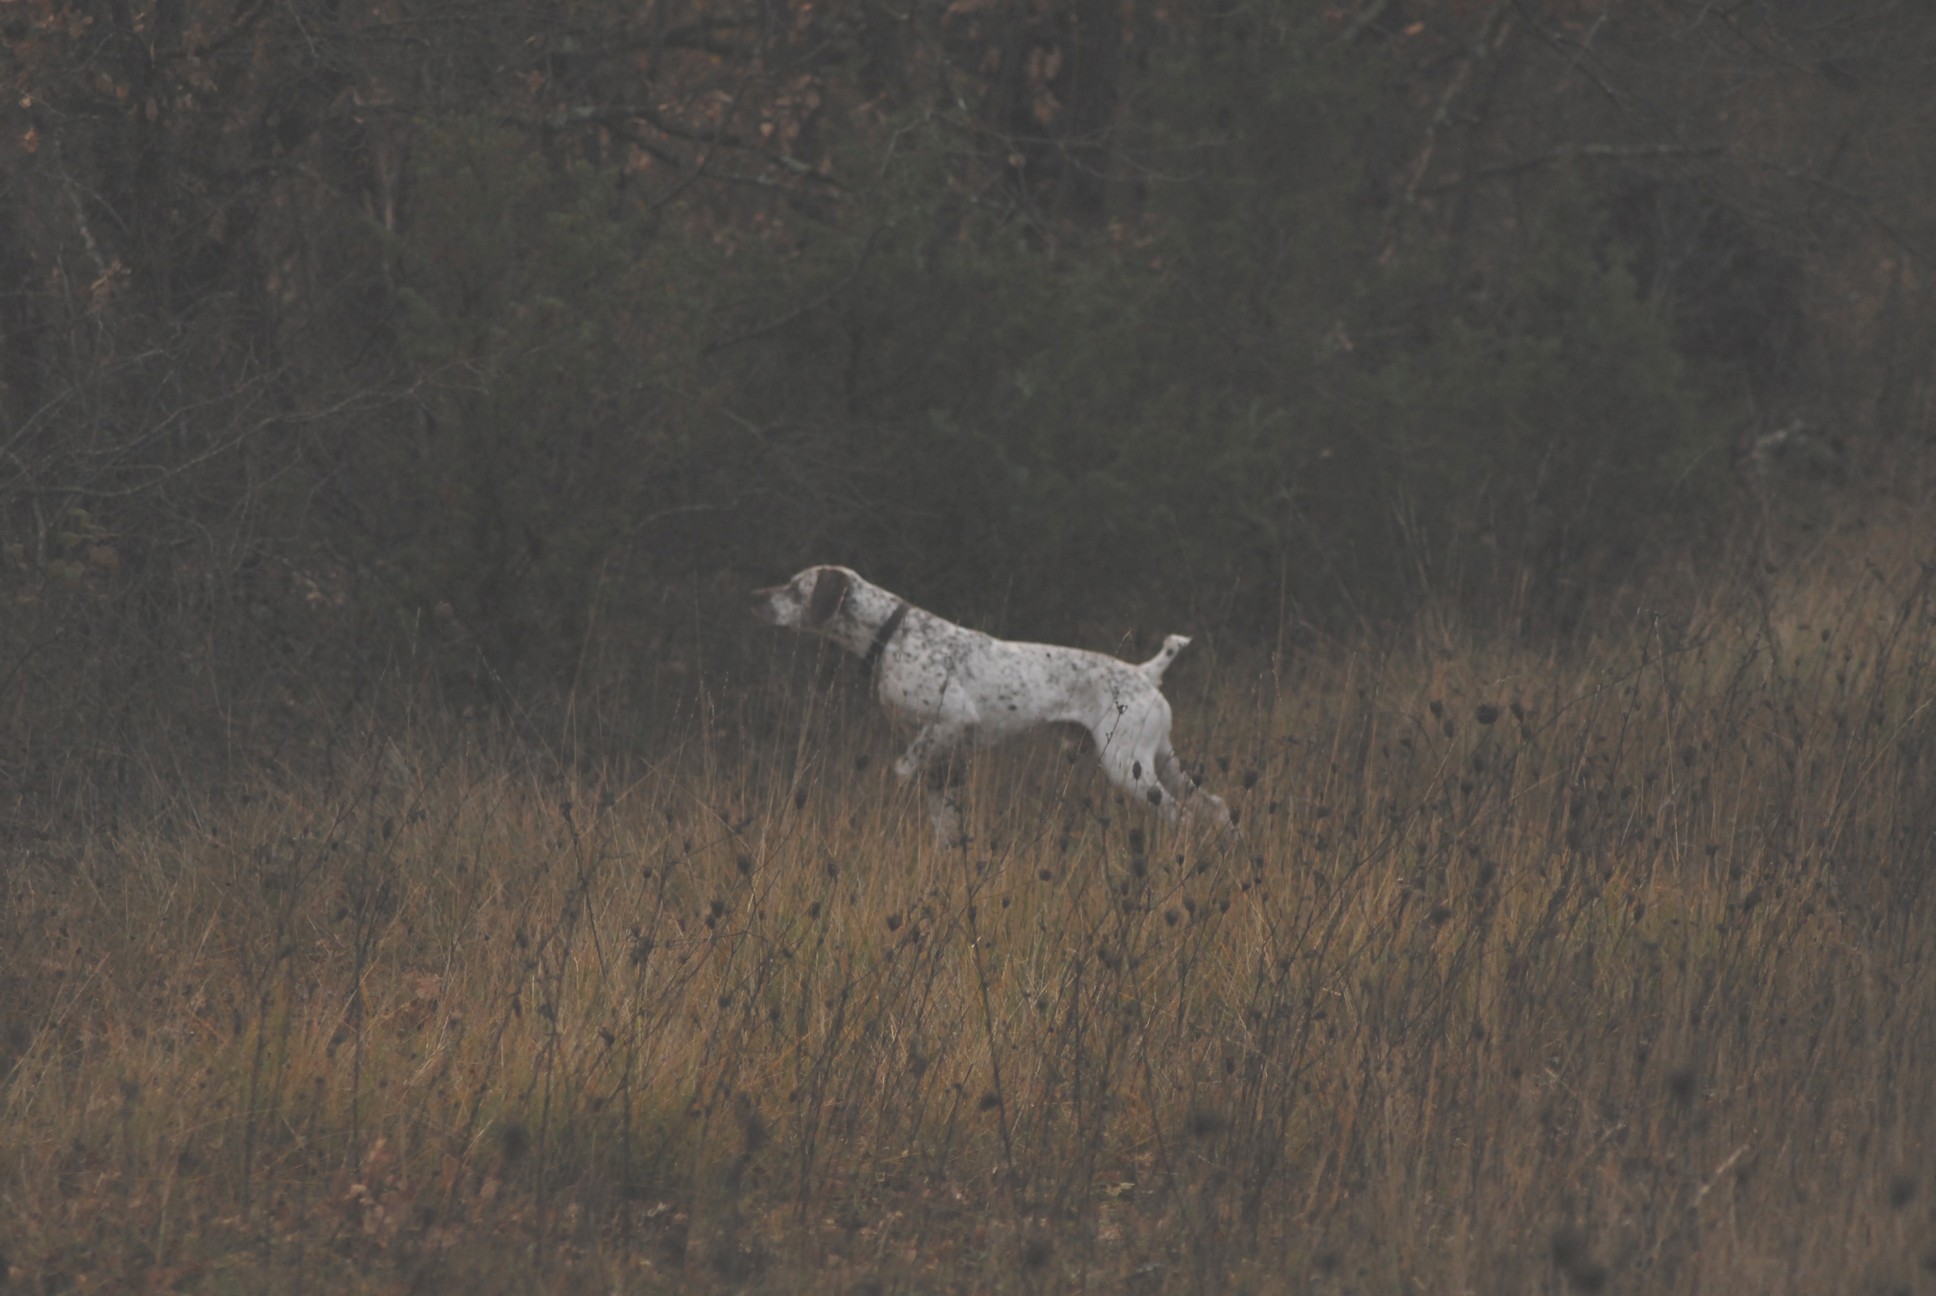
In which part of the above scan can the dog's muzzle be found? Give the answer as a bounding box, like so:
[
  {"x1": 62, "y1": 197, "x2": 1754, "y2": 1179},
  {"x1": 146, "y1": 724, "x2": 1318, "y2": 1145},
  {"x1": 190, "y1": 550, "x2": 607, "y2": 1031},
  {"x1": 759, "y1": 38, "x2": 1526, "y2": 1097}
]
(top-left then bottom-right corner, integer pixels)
[{"x1": 750, "y1": 587, "x2": 785, "y2": 624}]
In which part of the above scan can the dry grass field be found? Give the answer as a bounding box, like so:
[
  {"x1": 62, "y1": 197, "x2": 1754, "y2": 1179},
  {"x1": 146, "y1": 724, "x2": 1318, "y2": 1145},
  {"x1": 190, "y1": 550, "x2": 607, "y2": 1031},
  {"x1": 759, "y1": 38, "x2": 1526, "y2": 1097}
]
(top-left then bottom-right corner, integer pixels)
[{"x1": 6, "y1": 535, "x2": 1936, "y2": 1294}]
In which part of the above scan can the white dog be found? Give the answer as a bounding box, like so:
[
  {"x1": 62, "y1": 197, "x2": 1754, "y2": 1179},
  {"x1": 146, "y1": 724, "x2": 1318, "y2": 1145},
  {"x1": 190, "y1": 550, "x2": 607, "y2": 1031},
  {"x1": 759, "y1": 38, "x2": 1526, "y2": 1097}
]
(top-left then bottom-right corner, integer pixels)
[{"x1": 752, "y1": 565, "x2": 1230, "y2": 840}]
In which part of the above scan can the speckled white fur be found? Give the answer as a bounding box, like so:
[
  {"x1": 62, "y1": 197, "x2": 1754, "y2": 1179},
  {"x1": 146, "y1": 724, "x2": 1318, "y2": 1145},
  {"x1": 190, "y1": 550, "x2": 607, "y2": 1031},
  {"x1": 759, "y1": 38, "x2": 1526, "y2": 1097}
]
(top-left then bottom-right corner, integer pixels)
[{"x1": 753, "y1": 565, "x2": 1230, "y2": 840}]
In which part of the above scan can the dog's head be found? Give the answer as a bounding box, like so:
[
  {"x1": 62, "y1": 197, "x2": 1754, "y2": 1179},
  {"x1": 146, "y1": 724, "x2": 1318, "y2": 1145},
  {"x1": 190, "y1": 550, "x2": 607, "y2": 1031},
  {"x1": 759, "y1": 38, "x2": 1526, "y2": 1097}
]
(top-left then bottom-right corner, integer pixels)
[{"x1": 751, "y1": 565, "x2": 853, "y2": 632}]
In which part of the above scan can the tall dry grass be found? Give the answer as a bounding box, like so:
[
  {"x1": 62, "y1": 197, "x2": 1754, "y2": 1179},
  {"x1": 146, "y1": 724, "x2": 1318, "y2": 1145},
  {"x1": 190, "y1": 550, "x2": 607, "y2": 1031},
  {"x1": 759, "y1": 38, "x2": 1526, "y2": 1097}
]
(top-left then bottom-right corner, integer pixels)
[{"x1": 5, "y1": 537, "x2": 1936, "y2": 1293}]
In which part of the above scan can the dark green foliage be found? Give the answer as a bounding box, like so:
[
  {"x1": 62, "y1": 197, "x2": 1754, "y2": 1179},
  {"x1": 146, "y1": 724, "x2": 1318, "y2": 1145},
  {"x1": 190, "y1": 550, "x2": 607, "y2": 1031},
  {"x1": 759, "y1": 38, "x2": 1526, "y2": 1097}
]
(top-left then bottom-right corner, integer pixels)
[
  {"x1": 378, "y1": 121, "x2": 678, "y2": 679},
  {"x1": 4, "y1": 0, "x2": 1919, "y2": 805},
  {"x1": 350, "y1": 84, "x2": 1727, "y2": 656},
  {"x1": 683, "y1": 29, "x2": 1727, "y2": 632},
  {"x1": 1331, "y1": 185, "x2": 1728, "y2": 618}
]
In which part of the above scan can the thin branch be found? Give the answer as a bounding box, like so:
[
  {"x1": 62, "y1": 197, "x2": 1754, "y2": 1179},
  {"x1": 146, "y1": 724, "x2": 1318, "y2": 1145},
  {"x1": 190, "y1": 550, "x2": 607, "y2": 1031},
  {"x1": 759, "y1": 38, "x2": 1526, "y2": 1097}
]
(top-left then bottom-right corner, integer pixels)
[
  {"x1": 1383, "y1": 0, "x2": 1517, "y2": 259},
  {"x1": 1335, "y1": 0, "x2": 1394, "y2": 46},
  {"x1": 651, "y1": 26, "x2": 769, "y2": 212},
  {"x1": 1414, "y1": 141, "x2": 1728, "y2": 194},
  {"x1": 701, "y1": 226, "x2": 887, "y2": 357}
]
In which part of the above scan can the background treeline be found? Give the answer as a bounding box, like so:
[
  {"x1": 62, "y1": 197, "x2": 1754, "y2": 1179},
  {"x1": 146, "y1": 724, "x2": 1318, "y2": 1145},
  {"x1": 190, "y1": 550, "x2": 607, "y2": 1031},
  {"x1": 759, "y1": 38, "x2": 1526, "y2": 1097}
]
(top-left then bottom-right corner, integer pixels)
[{"x1": 3, "y1": 0, "x2": 1933, "y2": 807}]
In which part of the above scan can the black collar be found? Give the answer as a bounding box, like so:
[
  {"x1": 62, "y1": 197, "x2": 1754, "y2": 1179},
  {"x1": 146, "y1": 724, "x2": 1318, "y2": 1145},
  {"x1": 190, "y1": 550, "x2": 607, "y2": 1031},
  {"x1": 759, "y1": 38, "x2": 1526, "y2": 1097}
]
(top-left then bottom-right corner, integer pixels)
[{"x1": 861, "y1": 601, "x2": 909, "y2": 677}]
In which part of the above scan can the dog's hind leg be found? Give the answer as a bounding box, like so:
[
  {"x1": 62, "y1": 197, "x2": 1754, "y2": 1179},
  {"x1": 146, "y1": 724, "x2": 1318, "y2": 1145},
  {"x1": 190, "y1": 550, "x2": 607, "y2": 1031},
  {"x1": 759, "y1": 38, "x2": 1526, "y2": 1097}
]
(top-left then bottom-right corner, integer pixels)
[
  {"x1": 1158, "y1": 744, "x2": 1232, "y2": 831},
  {"x1": 925, "y1": 760, "x2": 968, "y2": 847},
  {"x1": 1093, "y1": 738, "x2": 1180, "y2": 824}
]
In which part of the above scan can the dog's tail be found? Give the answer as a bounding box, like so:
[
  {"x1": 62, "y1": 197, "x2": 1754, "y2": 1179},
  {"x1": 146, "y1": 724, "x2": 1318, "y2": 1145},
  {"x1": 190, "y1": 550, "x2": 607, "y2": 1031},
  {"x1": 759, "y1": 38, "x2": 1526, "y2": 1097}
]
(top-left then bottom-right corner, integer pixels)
[{"x1": 1137, "y1": 633, "x2": 1192, "y2": 686}]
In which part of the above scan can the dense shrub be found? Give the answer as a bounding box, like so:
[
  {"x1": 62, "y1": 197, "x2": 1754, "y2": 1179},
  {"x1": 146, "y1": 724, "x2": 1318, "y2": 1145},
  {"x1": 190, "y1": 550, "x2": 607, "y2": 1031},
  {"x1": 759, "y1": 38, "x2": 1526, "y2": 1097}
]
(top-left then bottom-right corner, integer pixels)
[{"x1": 2, "y1": 0, "x2": 1925, "y2": 808}]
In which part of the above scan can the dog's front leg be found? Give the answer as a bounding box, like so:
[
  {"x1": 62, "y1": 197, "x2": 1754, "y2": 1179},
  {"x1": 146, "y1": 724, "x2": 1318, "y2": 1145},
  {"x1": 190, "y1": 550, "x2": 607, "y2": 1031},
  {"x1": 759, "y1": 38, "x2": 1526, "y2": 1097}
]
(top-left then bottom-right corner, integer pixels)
[
  {"x1": 925, "y1": 780, "x2": 966, "y2": 846},
  {"x1": 896, "y1": 723, "x2": 970, "y2": 846},
  {"x1": 893, "y1": 722, "x2": 964, "y2": 784}
]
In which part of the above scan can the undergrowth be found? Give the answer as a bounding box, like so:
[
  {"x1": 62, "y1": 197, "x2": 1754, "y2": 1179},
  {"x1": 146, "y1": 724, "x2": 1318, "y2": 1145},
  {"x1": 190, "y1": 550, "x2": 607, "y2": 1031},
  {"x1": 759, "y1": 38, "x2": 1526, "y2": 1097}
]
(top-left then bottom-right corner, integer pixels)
[{"x1": 4, "y1": 539, "x2": 1936, "y2": 1293}]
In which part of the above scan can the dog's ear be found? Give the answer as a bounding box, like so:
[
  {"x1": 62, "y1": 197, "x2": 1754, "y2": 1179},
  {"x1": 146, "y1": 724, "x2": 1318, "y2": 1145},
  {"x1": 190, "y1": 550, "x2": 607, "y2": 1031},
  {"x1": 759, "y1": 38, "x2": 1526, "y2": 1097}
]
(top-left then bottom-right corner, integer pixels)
[{"x1": 806, "y1": 568, "x2": 850, "y2": 627}]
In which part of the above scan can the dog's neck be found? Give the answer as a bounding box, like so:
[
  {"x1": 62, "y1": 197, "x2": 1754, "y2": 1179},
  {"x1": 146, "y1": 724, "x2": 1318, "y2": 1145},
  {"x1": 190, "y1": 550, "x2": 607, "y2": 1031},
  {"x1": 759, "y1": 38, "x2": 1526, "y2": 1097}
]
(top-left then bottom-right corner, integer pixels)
[
  {"x1": 821, "y1": 575, "x2": 907, "y2": 658},
  {"x1": 860, "y1": 600, "x2": 910, "y2": 676}
]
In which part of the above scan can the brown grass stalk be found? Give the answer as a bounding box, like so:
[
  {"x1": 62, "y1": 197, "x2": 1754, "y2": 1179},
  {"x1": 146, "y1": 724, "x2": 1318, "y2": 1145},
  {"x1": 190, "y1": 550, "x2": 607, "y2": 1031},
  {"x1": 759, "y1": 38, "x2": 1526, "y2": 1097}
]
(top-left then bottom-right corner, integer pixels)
[{"x1": 4, "y1": 542, "x2": 1936, "y2": 1292}]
